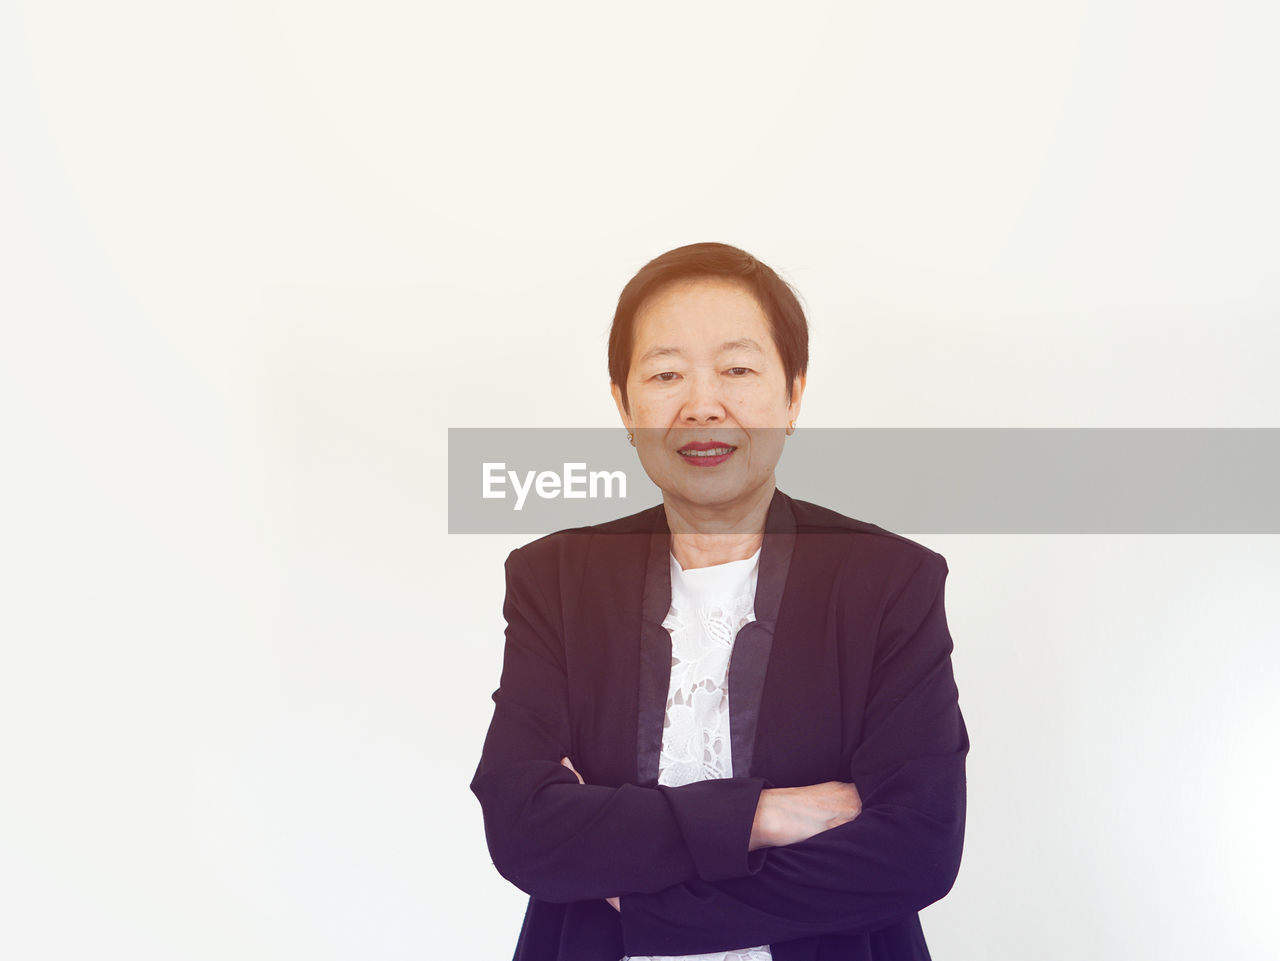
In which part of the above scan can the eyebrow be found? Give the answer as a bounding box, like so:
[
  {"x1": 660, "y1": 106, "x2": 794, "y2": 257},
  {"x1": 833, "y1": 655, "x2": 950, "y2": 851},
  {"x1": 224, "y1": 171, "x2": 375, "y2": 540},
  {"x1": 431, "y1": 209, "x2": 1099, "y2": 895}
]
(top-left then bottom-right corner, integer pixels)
[{"x1": 636, "y1": 339, "x2": 765, "y2": 365}]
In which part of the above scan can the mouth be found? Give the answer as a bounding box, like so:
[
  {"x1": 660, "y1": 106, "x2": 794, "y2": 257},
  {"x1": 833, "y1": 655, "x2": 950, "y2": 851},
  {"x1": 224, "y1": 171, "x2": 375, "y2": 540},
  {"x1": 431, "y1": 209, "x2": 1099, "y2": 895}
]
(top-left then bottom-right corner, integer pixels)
[{"x1": 677, "y1": 441, "x2": 737, "y2": 467}]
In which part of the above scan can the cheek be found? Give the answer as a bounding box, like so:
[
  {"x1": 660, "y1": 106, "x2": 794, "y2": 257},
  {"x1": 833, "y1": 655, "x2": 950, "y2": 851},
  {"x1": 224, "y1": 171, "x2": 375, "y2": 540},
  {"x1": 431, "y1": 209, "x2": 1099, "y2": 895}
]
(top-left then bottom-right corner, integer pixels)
[
  {"x1": 633, "y1": 401, "x2": 663, "y2": 427},
  {"x1": 744, "y1": 428, "x2": 786, "y2": 468},
  {"x1": 730, "y1": 387, "x2": 789, "y2": 425},
  {"x1": 633, "y1": 392, "x2": 681, "y2": 425}
]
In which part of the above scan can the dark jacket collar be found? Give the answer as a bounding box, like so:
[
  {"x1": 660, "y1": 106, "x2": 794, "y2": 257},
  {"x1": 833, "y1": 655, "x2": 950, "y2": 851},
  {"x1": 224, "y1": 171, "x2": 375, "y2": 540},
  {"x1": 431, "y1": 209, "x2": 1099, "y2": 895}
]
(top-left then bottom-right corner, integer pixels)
[{"x1": 635, "y1": 488, "x2": 797, "y2": 784}]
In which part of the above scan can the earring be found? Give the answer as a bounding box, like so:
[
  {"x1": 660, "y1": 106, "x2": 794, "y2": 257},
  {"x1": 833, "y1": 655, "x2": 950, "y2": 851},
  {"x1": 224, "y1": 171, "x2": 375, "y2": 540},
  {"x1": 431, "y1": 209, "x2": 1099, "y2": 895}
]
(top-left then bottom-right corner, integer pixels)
[
  {"x1": 786, "y1": 421, "x2": 796, "y2": 436},
  {"x1": 627, "y1": 431, "x2": 635, "y2": 447}
]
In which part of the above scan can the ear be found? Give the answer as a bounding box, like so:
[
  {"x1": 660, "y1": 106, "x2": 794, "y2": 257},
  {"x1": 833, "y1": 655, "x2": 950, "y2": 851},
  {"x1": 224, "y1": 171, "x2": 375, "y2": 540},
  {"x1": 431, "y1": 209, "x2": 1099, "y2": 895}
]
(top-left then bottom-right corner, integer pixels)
[
  {"x1": 611, "y1": 381, "x2": 633, "y2": 430},
  {"x1": 787, "y1": 373, "x2": 806, "y2": 424}
]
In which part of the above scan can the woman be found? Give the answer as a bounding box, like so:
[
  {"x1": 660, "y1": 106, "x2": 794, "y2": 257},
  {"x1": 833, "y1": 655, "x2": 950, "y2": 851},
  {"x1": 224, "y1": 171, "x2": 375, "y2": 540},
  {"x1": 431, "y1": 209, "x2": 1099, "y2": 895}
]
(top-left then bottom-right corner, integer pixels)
[{"x1": 471, "y1": 243, "x2": 968, "y2": 961}]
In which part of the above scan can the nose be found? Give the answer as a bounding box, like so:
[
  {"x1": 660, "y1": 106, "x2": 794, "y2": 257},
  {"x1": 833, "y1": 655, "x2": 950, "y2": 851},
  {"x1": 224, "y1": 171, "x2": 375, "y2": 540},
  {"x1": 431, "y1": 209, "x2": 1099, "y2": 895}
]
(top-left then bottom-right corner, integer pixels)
[{"x1": 680, "y1": 371, "x2": 725, "y2": 424}]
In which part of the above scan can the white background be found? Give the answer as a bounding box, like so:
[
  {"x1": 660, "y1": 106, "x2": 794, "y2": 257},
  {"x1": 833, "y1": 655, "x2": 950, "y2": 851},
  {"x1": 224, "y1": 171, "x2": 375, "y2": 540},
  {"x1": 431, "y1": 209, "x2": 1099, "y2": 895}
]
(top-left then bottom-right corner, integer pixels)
[{"x1": 2, "y1": 2, "x2": 1278, "y2": 959}]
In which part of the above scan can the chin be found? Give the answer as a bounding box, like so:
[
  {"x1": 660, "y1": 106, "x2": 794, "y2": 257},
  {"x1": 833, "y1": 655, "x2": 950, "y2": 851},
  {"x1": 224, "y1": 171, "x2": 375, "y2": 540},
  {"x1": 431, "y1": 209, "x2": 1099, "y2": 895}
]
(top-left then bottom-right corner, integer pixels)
[{"x1": 671, "y1": 477, "x2": 759, "y2": 509}]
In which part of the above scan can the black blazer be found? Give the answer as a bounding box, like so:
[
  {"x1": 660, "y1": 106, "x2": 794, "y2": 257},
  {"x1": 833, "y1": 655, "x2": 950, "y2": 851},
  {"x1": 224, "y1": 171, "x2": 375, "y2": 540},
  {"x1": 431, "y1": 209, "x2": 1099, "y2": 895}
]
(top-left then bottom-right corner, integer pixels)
[{"x1": 471, "y1": 489, "x2": 968, "y2": 960}]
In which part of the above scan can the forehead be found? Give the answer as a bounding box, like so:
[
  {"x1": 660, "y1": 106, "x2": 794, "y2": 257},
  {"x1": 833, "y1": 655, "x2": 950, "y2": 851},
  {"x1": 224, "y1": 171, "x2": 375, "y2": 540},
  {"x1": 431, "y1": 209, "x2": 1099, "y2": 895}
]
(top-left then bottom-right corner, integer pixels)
[{"x1": 632, "y1": 277, "x2": 770, "y2": 344}]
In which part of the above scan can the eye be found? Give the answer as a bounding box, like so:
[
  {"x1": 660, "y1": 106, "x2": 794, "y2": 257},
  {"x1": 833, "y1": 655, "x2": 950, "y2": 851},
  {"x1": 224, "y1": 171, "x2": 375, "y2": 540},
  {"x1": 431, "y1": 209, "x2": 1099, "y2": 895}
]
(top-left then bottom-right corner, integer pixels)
[
  {"x1": 726, "y1": 366, "x2": 753, "y2": 376},
  {"x1": 653, "y1": 371, "x2": 680, "y2": 382}
]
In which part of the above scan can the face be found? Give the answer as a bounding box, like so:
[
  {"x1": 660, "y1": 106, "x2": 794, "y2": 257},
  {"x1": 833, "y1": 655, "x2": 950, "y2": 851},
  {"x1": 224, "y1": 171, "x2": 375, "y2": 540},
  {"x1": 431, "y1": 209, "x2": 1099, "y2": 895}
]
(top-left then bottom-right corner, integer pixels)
[{"x1": 611, "y1": 277, "x2": 805, "y2": 520}]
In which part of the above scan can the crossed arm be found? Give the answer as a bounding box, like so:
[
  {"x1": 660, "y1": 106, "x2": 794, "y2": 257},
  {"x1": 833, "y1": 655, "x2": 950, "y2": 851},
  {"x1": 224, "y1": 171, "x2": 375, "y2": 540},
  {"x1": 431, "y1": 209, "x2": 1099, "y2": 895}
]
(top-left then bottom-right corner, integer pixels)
[
  {"x1": 471, "y1": 547, "x2": 966, "y2": 956},
  {"x1": 556, "y1": 756, "x2": 865, "y2": 914}
]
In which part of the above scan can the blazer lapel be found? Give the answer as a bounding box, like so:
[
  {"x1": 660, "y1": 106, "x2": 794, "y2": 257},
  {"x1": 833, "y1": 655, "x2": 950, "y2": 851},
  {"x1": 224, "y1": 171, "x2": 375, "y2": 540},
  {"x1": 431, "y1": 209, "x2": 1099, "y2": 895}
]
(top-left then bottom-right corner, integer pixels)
[
  {"x1": 728, "y1": 490, "x2": 796, "y2": 778},
  {"x1": 635, "y1": 511, "x2": 672, "y2": 787},
  {"x1": 635, "y1": 489, "x2": 797, "y2": 786}
]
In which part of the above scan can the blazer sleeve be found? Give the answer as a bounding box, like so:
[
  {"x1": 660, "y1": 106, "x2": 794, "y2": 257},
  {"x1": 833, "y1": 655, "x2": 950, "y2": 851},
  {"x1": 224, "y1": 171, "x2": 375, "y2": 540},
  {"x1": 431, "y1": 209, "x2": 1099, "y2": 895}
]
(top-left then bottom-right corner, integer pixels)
[
  {"x1": 617, "y1": 552, "x2": 968, "y2": 957},
  {"x1": 470, "y1": 545, "x2": 769, "y2": 904}
]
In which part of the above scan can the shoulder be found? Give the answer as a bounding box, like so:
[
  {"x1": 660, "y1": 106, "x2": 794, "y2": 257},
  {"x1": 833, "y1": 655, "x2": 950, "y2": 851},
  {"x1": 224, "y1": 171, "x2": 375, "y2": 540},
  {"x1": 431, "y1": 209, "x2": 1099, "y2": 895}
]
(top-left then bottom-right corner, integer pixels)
[
  {"x1": 504, "y1": 503, "x2": 660, "y2": 588},
  {"x1": 783, "y1": 493, "x2": 949, "y2": 583},
  {"x1": 781, "y1": 496, "x2": 952, "y2": 651}
]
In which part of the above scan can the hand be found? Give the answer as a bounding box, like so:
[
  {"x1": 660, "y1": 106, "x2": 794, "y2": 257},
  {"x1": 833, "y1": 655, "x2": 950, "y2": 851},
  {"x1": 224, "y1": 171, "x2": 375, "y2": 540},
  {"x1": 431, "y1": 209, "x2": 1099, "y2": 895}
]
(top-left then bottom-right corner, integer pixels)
[
  {"x1": 749, "y1": 780, "x2": 862, "y2": 851},
  {"x1": 560, "y1": 756, "x2": 584, "y2": 784}
]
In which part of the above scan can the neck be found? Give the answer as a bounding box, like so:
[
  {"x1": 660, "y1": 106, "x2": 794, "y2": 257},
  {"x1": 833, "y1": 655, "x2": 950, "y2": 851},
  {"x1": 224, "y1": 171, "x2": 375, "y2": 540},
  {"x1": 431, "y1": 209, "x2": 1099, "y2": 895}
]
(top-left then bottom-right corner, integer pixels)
[{"x1": 663, "y1": 481, "x2": 775, "y2": 570}]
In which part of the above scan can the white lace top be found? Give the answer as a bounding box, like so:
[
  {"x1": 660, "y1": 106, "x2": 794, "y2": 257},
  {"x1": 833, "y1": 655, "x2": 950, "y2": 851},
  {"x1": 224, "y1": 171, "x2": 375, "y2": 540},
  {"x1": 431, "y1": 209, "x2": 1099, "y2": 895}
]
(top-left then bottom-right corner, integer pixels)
[{"x1": 624, "y1": 548, "x2": 771, "y2": 961}]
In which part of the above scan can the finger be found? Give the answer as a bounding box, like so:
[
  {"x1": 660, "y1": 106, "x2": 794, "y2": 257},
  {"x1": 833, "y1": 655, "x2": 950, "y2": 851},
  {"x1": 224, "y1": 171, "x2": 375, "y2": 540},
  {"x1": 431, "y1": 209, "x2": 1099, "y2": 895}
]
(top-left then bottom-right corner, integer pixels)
[{"x1": 560, "y1": 757, "x2": 584, "y2": 783}]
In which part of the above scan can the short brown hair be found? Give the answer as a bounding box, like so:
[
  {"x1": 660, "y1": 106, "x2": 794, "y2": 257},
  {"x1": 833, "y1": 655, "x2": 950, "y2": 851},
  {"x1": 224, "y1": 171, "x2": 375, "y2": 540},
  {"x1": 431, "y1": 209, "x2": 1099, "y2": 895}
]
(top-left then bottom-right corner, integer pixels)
[{"x1": 608, "y1": 242, "x2": 809, "y2": 412}]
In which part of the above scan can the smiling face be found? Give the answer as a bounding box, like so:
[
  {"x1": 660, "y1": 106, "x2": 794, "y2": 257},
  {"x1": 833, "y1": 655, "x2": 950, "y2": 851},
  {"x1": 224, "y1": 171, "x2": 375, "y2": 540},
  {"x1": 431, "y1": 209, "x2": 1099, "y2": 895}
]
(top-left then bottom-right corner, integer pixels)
[{"x1": 611, "y1": 277, "x2": 805, "y2": 524}]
